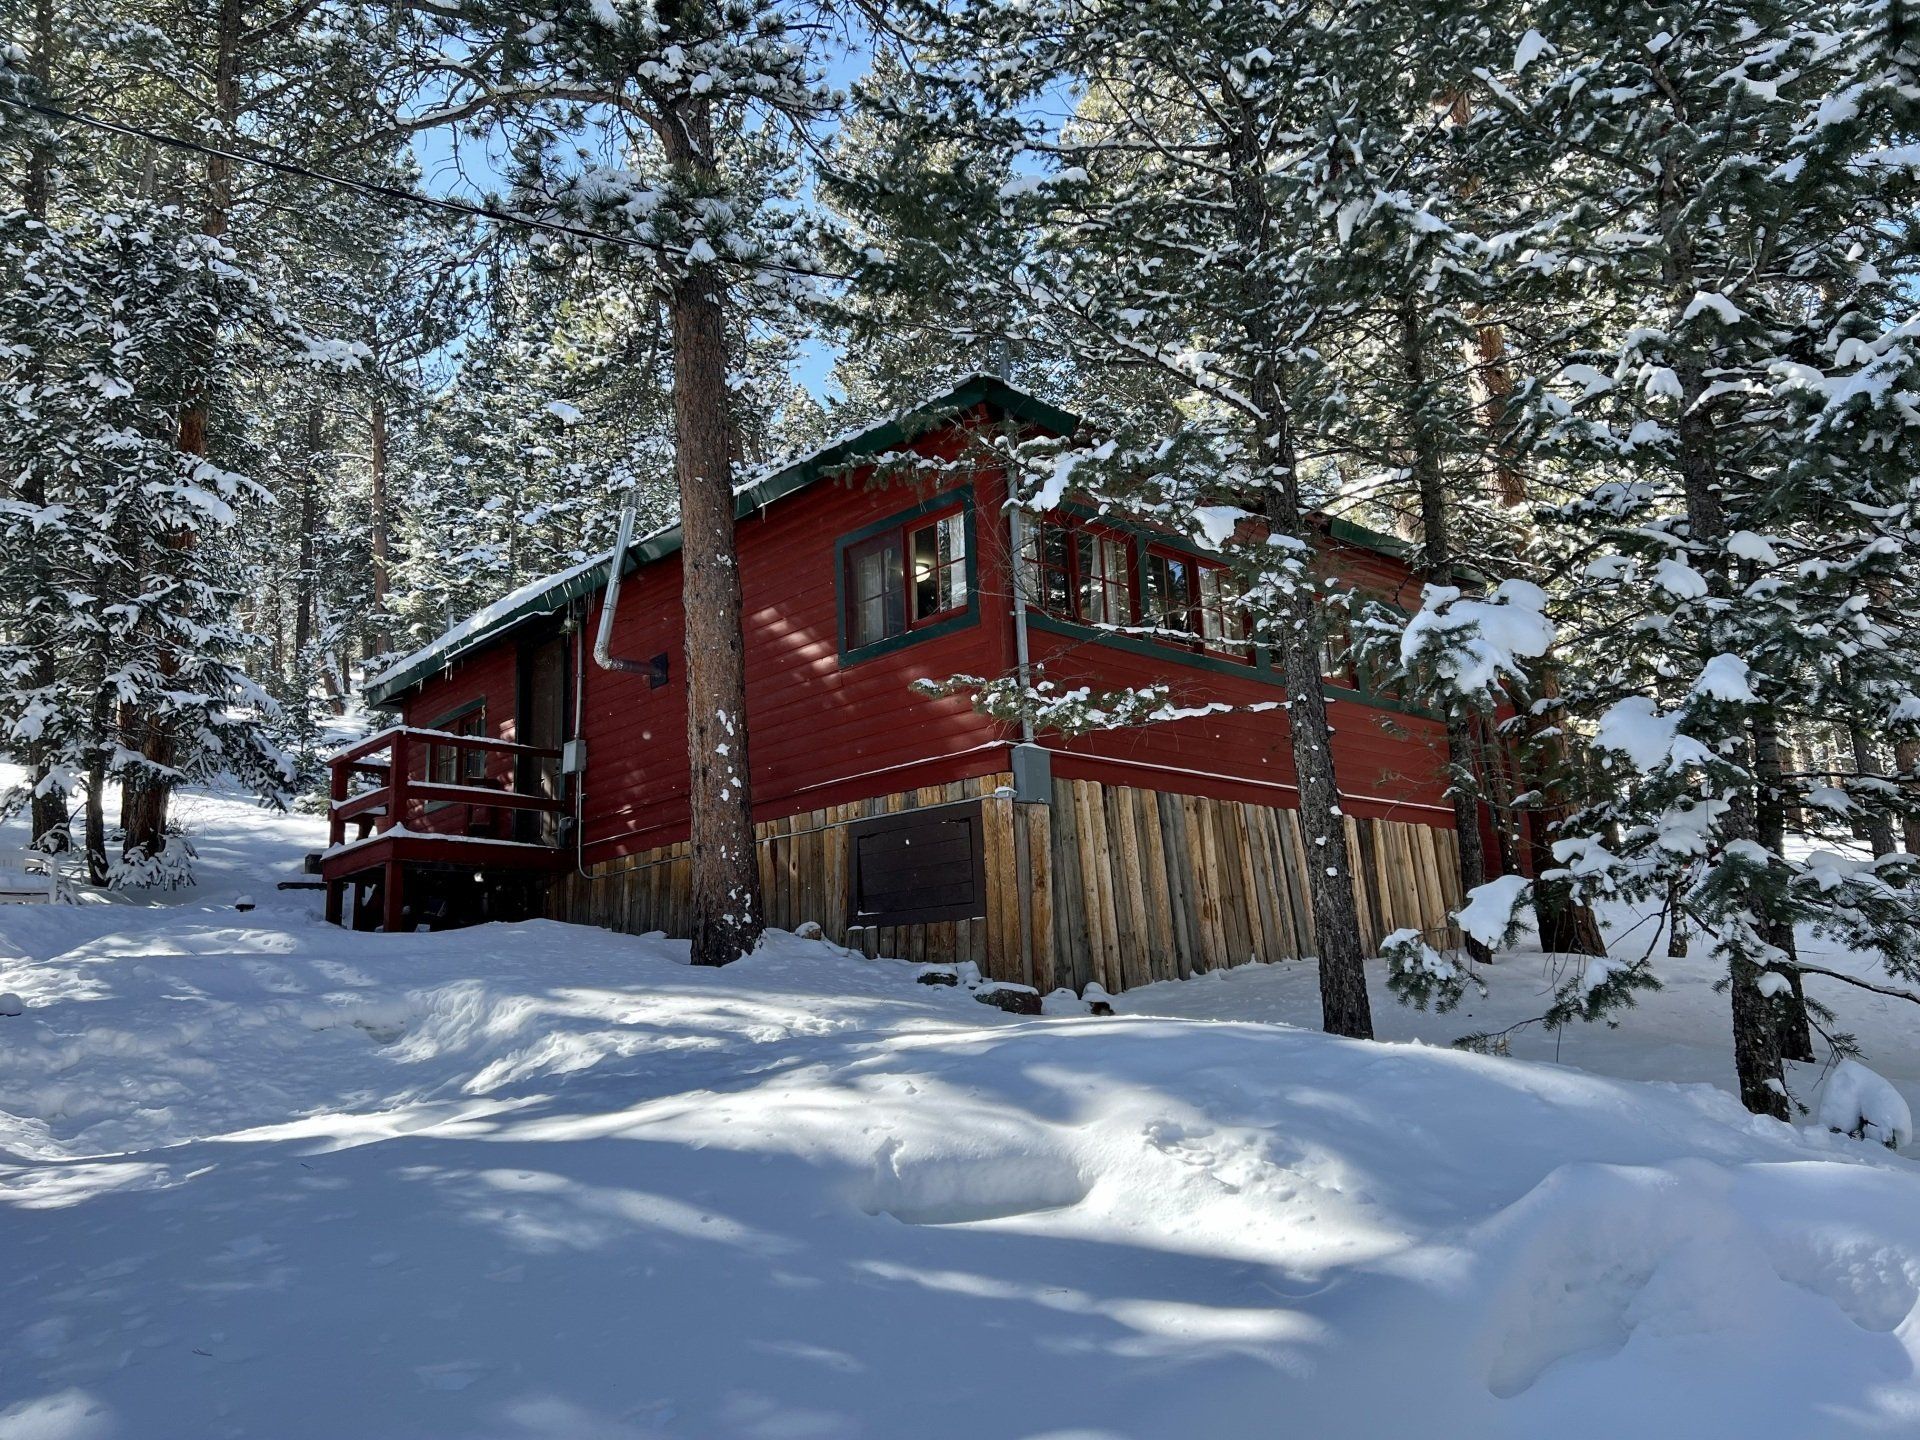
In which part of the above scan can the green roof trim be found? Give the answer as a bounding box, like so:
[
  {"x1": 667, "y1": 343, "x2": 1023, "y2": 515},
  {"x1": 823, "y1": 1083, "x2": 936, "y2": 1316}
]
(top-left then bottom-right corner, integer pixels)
[
  {"x1": 363, "y1": 374, "x2": 1078, "y2": 709},
  {"x1": 1326, "y1": 516, "x2": 1414, "y2": 560}
]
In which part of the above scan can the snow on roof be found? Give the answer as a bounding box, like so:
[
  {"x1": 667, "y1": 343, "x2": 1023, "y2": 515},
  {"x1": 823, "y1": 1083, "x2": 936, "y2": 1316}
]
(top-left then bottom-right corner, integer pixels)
[
  {"x1": 364, "y1": 375, "x2": 1077, "y2": 708},
  {"x1": 365, "y1": 550, "x2": 617, "y2": 699}
]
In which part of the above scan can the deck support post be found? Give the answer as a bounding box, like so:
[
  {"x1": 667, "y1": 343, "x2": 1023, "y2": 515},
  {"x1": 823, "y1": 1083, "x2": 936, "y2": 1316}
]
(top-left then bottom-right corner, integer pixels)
[
  {"x1": 325, "y1": 879, "x2": 344, "y2": 926},
  {"x1": 382, "y1": 859, "x2": 405, "y2": 934}
]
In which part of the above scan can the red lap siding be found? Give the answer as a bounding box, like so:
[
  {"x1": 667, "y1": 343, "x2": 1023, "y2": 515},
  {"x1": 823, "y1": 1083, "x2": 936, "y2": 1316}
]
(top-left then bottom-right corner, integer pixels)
[
  {"x1": 570, "y1": 438, "x2": 1016, "y2": 862},
  {"x1": 397, "y1": 418, "x2": 1464, "y2": 862}
]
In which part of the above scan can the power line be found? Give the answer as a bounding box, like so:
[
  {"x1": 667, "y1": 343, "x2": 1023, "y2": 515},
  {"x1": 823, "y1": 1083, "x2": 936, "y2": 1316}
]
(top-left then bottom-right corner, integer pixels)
[{"x1": 7, "y1": 98, "x2": 844, "y2": 283}]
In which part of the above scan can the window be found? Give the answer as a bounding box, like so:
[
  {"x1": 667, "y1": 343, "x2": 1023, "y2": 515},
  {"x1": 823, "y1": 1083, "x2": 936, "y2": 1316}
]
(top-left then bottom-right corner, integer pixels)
[
  {"x1": 1078, "y1": 532, "x2": 1132, "y2": 627},
  {"x1": 1319, "y1": 614, "x2": 1355, "y2": 686},
  {"x1": 846, "y1": 530, "x2": 905, "y2": 649},
  {"x1": 431, "y1": 705, "x2": 487, "y2": 784},
  {"x1": 1024, "y1": 521, "x2": 1251, "y2": 663},
  {"x1": 1026, "y1": 520, "x2": 1075, "y2": 616},
  {"x1": 1196, "y1": 565, "x2": 1252, "y2": 660},
  {"x1": 1142, "y1": 548, "x2": 1195, "y2": 639},
  {"x1": 1020, "y1": 518, "x2": 1134, "y2": 629},
  {"x1": 910, "y1": 508, "x2": 968, "y2": 621},
  {"x1": 840, "y1": 493, "x2": 975, "y2": 657}
]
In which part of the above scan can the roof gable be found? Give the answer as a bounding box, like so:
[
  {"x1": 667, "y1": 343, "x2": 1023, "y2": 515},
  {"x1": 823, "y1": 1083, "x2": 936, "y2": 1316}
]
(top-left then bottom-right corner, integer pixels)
[{"x1": 364, "y1": 374, "x2": 1076, "y2": 709}]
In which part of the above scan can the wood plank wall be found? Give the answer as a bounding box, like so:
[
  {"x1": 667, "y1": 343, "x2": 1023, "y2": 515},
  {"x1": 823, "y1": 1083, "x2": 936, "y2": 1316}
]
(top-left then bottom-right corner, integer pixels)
[
  {"x1": 550, "y1": 774, "x2": 1020, "y2": 973},
  {"x1": 1029, "y1": 777, "x2": 1465, "y2": 995},
  {"x1": 550, "y1": 773, "x2": 1466, "y2": 995}
]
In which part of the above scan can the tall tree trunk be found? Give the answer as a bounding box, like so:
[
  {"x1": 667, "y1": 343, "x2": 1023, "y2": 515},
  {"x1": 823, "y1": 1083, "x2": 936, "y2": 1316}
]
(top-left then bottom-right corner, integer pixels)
[
  {"x1": 1666, "y1": 871, "x2": 1689, "y2": 958},
  {"x1": 658, "y1": 89, "x2": 764, "y2": 967},
  {"x1": 84, "y1": 753, "x2": 109, "y2": 886},
  {"x1": 1848, "y1": 716, "x2": 1897, "y2": 859},
  {"x1": 1655, "y1": 122, "x2": 1786, "y2": 1120},
  {"x1": 369, "y1": 392, "x2": 392, "y2": 651},
  {"x1": 123, "y1": 0, "x2": 243, "y2": 861},
  {"x1": 1518, "y1": 664, "x2": 1610, "y2": 955},
  {"x1": 1230, "y1": 126, "x2": 1370, "y2": 1037},
  {"x1": 1897, "y1": 735, "x2": 1920, "y2": 857},
  {"x1": 20, "y1": 0, "x2": 69, "y2": 851},
  {"x1": 1398, "y1": 295, "x2": 1492, "y2": 963},
  {"x1": 1465, "y1": 301, "x2": 1607, "y2": 955},
  {"x1": 1474, "y1": 323, "x2": 1529, "y2": 508},
  {"x1": 1753, "y1": 712, "x2": 1815, "y2": 1061},
  {"x1": 294, "y1": 405, "x2": 321, "y2": 664},
  {"x1": 1275, "y1": 581, "x2": 1374, "y2": 1038},
  {"x1": 1783, "y1": 736, "x2": 1807, "y2": 829}
]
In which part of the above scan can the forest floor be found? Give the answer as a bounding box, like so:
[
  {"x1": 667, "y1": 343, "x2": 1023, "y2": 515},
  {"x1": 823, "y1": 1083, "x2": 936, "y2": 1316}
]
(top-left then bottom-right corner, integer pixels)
[{"x1": 3, "y1": 774, "x2": 1919, "y2": 1439}]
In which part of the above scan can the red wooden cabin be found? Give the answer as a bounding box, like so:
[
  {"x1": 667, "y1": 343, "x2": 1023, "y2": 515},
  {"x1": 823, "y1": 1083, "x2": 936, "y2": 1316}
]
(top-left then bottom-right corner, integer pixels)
[{"x1": 322, "y1": 376, "x2": 1488, "y2": 994}]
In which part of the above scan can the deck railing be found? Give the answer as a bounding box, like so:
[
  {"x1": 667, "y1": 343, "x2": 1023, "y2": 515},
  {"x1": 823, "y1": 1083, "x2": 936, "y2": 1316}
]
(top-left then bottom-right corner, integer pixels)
[{"x1": 326, "y1": 727, "x2": 565, "y2": 850}]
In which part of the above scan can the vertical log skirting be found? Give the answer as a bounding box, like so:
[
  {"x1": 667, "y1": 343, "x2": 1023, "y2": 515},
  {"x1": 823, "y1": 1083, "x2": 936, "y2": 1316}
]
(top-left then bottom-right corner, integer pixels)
[{"x1": 550, "y1": 774, "x2": 1466, "y2": 993}]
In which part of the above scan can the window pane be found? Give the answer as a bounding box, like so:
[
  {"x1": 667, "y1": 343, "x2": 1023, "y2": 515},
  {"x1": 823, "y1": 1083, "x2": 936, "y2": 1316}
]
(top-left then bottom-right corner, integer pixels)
[
  {"x1": 463, "y1": 714, "x2": 486, "y2": 779},
  {"x1": 1099, "y1": 538, "x2": 1130, "y2": 625},
  {"x1": 1320, "y1": 620, "x2": 1351, "y2": 681},
  {"x1": 1037, "y1": 525, "x2": 1072, "y2": 615},
  {"x1": 1018, "y1": 522, "x2": 1049, "y2": 612},
  {"x1": 911, "y1": 512, "x2": 966, "y2": 620},
  {"x1": 849, "y1": 534, "x2": 904, "y2": 647},
  {"x1": 1077, "y1": 533, "x2": 1131, "y2": 627},
  {"x1": 1074, "y1": 533, "x2": 1098, "y2": 621},
  {"x1": 1198, "y1": 567, "x2": 1249, "y2": 656},
  {"x1": 1144, "y1": 552, "x2": 1192, "y2": 634}
]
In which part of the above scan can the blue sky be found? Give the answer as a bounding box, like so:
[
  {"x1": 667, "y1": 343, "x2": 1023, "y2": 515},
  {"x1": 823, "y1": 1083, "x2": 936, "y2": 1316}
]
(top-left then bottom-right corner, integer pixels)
[{"x1": 405, "y1": 34, "x2": 882, "y2": 404}]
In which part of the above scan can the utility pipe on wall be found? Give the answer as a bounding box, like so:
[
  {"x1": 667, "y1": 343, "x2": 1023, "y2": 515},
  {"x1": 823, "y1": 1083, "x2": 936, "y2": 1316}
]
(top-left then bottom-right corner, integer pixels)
[
  {"x1": 1006, "y1": 501, "x2": 1036, "y2": 746},
  {"x1": 593, "y1": 490, "x2": 650, "y2": 674}
]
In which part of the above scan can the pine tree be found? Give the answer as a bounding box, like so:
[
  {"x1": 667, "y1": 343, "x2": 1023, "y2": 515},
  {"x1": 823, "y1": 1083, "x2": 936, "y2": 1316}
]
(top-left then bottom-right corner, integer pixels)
[
  {"x1": 393, "y1": 0, "x2": 853, "y2": 964},
  {"x1": 0, "y1": 204, "x2": 295, "y2": 883},
  {"x1": 1479, "y1": 0, "x2": 1920, "y2": 1114}
]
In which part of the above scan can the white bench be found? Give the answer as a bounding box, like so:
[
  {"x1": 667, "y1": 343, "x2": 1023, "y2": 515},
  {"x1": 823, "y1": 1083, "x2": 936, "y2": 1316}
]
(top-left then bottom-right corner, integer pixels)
[{"x1": 0, "y1": 851, "x2": 75, "y2": 905}]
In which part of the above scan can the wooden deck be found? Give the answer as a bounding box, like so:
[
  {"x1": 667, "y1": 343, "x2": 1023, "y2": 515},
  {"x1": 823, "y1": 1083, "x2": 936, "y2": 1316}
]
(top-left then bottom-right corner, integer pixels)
[{"x1": 319, "y1": 727, "x2": 566, "y2": 931}]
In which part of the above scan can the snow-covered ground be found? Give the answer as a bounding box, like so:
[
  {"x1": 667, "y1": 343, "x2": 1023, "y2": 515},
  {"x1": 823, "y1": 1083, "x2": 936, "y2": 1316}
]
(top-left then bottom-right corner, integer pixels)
[{"x1": 4, "y1": 779, "x2": 1920, "y2": 1439}]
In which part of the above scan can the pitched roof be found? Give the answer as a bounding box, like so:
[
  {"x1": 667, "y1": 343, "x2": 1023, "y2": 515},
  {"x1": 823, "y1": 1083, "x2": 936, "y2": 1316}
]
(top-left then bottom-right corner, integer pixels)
[{"x1": 363, "y1": 374, "x2": 1076, "y2": 709}]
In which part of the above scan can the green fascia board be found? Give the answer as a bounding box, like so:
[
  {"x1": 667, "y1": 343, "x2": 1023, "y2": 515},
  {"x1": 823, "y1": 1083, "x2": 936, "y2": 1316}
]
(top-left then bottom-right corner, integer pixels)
[
  {"x1": 363, "y1": 375, "x2": 1078, "y2": 709},
  {"x1": 1326, "y1": 516, "x2": 1413, "y2": 560}
]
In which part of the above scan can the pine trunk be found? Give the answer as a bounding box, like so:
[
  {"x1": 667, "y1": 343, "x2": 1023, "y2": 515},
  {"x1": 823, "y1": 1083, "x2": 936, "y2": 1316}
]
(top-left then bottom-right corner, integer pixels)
[
  {"x1": 294, "y1": 405, "x2": 321, "y2": 665},
  {"x1": 1266, "y1": 416, "x2": 1372, "y2": 1038},
  {"x1": 1897, "y1": 736, "x2": 1920, "y2": 857},
  {"x1": 1753, "y1": 714, "x2": 1815, "y2": 1062},
  {"x1": 21, "y1": 0, "x2": 68, "y2": 851},
  {"x1": 1277, "y1": 628, "x2": 1375, "y2": 1037},
  {"x1": 658, "y1": 84, "x2": 764, "y2": 968},
  {"x1": 1463, "y1": 299, "x2": 1608, "y2": 956},
  {"x1": 1848, "y1": 719, "x2": 1897, "y2": 859},
  {"x1": 84, "y1": 756, "x2": 109, "y2": 887},
  {"x1": 1519, "y1": 662, "x2": 1610, "y2": 957},
  {"x1": 1398, "y1": 295, "x2": 1491, "y2": 963},
  {"x1": 1656, "y1": 120, "x2": 1787, "y2": 1119},
  {"x1": 1666, "y1": 872, "x2": 1689, "y2": 958},
  {"x1": 124, "y1": 0, "x2": 243, "y2": 863},
  {"x1": 1228, "y1": 125, "x2": 1370, "y2": 1038},
  {"x1": 369, "y1": 392, "x2": 392, "y2": 651}
]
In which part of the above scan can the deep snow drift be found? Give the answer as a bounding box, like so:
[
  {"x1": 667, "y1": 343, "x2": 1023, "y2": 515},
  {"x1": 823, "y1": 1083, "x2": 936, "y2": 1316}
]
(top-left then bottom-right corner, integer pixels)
[{"x1": 3, "y1": 786, "x2": 1920, "y2": 1439}]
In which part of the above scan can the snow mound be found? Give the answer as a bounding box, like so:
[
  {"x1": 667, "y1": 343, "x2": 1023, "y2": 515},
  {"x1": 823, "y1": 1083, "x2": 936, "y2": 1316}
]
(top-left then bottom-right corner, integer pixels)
[
  {"x1": 4, "y1": 802, "x2": 1920, "y2": 1437},
  {"x1": 1820, "y1": 1058, "x2": 1914, "y2": 1148}
]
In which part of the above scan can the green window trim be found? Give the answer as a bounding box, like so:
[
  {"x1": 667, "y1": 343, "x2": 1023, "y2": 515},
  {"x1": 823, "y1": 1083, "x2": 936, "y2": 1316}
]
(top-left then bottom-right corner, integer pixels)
[
  {"x1": 834, "y1": 485, "x2": 981, "y2": 666},
  {"x1": 1026, "y1": 604, "x2": 1435, "y2": 721},
  {"x1": 1021, "y1": 500, "x2": 1433, "y2": 717}
]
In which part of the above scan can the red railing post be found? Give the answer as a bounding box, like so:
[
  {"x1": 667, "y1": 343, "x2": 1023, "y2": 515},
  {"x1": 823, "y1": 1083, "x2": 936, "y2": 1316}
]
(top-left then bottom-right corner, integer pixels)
[
  {"x1": 328, "y1": 750, "x2": 348, "y2": 848},
  {"x1": 389, "y1": 731, "x2": 411, "y2": 833}
]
